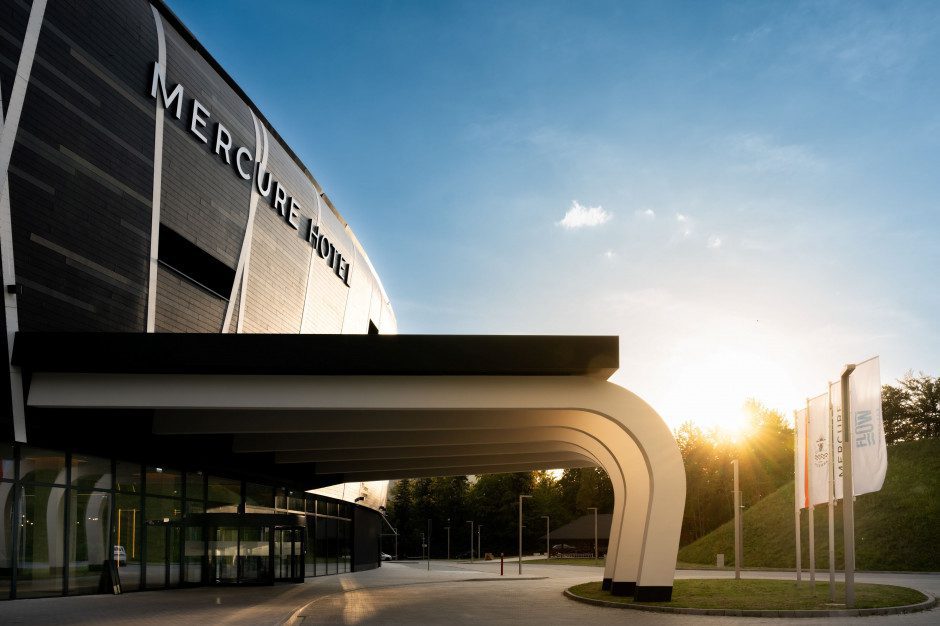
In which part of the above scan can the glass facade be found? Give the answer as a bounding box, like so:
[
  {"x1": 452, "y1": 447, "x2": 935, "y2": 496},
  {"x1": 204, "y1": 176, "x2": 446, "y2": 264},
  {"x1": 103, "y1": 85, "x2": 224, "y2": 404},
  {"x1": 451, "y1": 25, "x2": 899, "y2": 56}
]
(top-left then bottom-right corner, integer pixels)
[{"x1": 0, "y1": 443, "x2": 359, "y2": 600}]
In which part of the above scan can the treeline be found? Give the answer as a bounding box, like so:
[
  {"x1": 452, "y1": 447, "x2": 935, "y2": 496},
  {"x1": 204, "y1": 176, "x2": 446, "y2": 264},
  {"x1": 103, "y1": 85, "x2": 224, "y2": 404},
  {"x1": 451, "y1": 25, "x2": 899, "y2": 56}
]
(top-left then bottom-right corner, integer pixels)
[
  {"x1": 882, "y1": 372, "x2": 939, "y2": 443},
  {"x1": 386, "y1": 374, "x2": 939, "y2": 557},
  {"x1": 677, "y1": 375, "x2": 940, "y2": 546},
  {"x1": 676, "y1": 400, "x2": 793, "y2": 545},
  {"x1": 386, "y1": 468, "x2": 613, "y2": 558}
]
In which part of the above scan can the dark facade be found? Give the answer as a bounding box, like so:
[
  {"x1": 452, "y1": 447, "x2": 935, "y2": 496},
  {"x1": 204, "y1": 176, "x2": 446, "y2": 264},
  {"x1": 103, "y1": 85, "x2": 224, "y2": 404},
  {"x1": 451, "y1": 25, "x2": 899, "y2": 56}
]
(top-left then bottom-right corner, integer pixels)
[{"x1": 0, "y1": 0, "x2": 393, "y2": 600}]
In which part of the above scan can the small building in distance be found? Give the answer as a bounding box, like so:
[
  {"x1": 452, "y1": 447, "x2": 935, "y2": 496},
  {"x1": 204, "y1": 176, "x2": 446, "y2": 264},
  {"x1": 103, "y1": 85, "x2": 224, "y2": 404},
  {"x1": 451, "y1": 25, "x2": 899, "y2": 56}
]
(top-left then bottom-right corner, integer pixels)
[{"x1": 542, "y1": 513, "x2": 613, "y2": 557}]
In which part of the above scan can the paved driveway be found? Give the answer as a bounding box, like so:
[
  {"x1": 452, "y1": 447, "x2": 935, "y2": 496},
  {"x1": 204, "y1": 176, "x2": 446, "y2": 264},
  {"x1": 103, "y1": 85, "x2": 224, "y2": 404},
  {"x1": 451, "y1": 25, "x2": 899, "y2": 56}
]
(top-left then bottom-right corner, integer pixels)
[{"x1": 0, "y1": 561, "x2": 936, "y2": 625}]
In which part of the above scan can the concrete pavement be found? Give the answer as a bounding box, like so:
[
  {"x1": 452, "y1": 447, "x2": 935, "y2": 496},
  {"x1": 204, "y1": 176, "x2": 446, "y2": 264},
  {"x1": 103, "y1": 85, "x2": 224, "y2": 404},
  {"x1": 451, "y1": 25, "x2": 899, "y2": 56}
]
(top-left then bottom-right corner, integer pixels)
[{"x1": 0, "y1": 560, "x2": 936, "y2": 625}]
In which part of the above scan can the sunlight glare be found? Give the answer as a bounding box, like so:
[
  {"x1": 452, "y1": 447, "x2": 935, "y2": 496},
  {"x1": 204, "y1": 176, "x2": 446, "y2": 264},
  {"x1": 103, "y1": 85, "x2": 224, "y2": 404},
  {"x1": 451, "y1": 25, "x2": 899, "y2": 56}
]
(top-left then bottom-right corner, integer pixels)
[{"x1": 714, "y1": 408, "x2": 752, "y2": 443}]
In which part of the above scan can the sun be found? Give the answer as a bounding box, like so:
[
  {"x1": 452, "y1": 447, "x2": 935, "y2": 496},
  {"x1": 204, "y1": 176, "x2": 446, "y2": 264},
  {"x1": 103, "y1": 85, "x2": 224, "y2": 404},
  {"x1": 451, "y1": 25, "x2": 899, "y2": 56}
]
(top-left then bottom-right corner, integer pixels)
[{"x1": 714, "y1": 409, "x2": 753, "y2": 444}]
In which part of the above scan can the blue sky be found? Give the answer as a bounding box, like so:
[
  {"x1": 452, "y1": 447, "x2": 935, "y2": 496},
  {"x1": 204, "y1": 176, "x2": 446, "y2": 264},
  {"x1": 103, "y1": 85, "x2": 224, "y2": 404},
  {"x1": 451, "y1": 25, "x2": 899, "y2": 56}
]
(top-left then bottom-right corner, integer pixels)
[{"x1": 167, "y1": 0, "x2": 940, "y2": 430}]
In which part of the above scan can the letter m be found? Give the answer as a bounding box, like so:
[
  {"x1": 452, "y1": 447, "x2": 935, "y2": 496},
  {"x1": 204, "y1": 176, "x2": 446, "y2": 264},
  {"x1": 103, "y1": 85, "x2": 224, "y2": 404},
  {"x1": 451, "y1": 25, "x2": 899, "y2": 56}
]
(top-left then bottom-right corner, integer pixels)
[{"x1": 150, "y1": 62, "x2": 183, "y2": 119}]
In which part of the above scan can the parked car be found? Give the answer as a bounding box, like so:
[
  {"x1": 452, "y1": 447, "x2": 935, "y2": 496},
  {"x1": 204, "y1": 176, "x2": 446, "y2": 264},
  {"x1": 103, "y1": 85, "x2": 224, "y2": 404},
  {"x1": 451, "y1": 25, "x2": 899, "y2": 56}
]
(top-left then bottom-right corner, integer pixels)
[
  {"x1": 113, "y1": 545, "x2": 127, "y2": 566},
  {"x1": 380, "y1": 552, "x2": 393, "y2": 561}
]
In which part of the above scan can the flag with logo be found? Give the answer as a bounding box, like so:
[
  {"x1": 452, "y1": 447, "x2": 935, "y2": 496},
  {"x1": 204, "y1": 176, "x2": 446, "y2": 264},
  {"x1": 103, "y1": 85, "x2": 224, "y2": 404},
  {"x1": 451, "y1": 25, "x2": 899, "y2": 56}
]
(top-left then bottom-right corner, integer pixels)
[
  {"x1": 832, "y1": 358, "x2": 887, "y2": 500},
  {"x1": 795, "y1": 408, "x2": 807, "y2": 509},
  {"x1": 807, "y1": 393, "x2": 830, "y2": 506},
  {"x1": 831, "y1": 380, "x2": 845, "y2": 500},
  {"x1": 848, "y1": 357, "x2": 887, "y2": 496}
]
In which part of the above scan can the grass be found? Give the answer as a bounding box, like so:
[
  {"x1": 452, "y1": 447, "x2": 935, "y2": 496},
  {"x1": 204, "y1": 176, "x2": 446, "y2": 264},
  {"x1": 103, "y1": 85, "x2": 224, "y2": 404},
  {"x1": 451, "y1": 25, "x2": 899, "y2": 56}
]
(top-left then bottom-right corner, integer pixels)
[
  {"x1": 526, "y1": 557, "x2": 605, "y2": 566},
  {"x1": 678, "y1": 439, "x2": 940, "y2": 571},
  {"x1": 569, "y1": 579, "x2": 928, "y2": 610}
]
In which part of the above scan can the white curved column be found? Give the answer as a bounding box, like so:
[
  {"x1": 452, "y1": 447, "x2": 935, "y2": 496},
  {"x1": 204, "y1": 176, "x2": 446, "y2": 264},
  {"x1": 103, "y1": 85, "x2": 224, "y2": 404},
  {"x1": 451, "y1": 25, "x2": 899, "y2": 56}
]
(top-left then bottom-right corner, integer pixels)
[
  {"x1": 27, "y1": 373, "x2": 685, "y2": 599},
  {"x1": 262, "y1": 426, "x2": 631, "y2": 589}
]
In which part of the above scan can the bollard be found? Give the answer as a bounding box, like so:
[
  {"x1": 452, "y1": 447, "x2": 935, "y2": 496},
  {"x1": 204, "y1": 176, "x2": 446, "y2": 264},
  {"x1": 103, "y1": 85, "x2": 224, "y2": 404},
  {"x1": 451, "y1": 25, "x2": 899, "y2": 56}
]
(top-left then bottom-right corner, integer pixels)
[{"x1": 500, "y1": 553, "x2": 504, "y2": 576}]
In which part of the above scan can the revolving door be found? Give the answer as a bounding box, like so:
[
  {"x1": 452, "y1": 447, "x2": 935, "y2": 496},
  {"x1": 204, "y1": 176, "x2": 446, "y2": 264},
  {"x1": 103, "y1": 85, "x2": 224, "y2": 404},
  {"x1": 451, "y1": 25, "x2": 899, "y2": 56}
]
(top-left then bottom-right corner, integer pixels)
[{"x1": 189, "y1": 513, "x2": 305, "y2": 585}]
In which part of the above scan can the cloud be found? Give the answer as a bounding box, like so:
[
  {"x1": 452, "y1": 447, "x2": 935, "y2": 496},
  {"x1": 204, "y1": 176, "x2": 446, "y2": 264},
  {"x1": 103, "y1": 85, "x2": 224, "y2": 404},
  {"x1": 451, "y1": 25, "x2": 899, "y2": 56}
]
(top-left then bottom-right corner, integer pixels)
[
  {"x1": 635, "y1": 208, "x2": 656, "y2": 220},
  {"x1": 676, "y1": 213, "x2": 693, "y2": 238},
  {"x1": 557, "y1": 200, "x2": 612, "y2": 229},
  {"x1": 708, "y1": 235, "x2": 722, "y2": 249},
  {"x1": 730, "y1": 133, "x2": 825, "y2": 173},
  {"x1": 732, "y1": 24, "x2": 772, "y2": 44},
  {"x1": 603, "y1": 250, "x2": 617, "y2": 260}
]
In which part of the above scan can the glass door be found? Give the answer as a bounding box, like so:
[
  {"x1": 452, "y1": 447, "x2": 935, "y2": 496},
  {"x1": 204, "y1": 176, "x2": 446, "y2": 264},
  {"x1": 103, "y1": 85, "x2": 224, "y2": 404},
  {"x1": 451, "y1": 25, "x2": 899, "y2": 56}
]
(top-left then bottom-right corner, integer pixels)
[
  {"x1": 274, "y1": 527, "x2": 304, "y2": 582},
  {"x1": 208, "y1": 527, "x2": 238, "y2": 583},
  {"x1": 182, "y1": 525, "x2": 204, "y2": 586},
  {"x1": 143, "y1": 521, "x2": 181, "y2": 589},
  {"x1": 239, "y1": 526, "x2": 270, "y2": 583}
]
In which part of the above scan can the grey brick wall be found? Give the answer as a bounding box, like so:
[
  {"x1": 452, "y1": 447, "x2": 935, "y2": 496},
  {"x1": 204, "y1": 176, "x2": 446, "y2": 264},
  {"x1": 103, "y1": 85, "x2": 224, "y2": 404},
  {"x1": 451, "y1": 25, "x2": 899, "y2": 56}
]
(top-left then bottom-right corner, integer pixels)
[{"x1": 2, "y1": 0, "x2": 394, "y2": 341}]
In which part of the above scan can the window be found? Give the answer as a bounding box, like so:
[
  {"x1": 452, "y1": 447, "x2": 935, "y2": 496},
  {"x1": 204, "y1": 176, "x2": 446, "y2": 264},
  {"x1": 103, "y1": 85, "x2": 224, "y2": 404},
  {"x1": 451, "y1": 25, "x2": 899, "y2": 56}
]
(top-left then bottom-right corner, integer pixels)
[{"x1": 158, "y1": 224, "x2": 235, "y2": 298}]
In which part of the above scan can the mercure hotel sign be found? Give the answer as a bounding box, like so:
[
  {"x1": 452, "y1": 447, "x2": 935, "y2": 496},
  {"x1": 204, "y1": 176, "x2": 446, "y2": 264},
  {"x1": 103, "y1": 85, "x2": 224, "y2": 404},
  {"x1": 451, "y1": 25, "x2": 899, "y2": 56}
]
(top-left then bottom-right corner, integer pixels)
[{"x1": 149, "y1": 62, "x2": 351, "y2": 287}]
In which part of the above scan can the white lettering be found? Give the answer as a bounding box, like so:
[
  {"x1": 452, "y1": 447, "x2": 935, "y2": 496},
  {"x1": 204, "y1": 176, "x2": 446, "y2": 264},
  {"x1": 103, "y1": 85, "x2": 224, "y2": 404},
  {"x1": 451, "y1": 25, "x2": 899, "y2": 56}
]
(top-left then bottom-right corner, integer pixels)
[
  {"x1": 189, "y1": 99, "x2": 209, "y2": 143},
  {"x1": 272, "y1": 182, "x2": 287, "y2": 215},
  {"x1": 256, "y1": 167, "x2": 273, "y2": 196},
  {"x1": 287, "y1": 197, "x2": 301, "y2": 229},
  {"x1": 150, "y1": 62, "x2": 183, "y2": 119},
  {"x1": 213, "y1": 123, "x2": 232, "y2": 164},
  {"x1": 148, "y1": 62, "x2": 354, "y2": 288},
  {"x1": 235, "y1": 147, "x2": 252, "y2": 180}
]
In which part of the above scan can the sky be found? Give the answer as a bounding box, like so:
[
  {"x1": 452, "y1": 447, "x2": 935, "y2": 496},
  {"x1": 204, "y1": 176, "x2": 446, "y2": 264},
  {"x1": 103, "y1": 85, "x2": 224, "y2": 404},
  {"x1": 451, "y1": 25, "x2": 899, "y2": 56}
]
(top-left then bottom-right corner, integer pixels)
[{"x1": 167, "y1": 0, "x2": 940, "y2": 432}]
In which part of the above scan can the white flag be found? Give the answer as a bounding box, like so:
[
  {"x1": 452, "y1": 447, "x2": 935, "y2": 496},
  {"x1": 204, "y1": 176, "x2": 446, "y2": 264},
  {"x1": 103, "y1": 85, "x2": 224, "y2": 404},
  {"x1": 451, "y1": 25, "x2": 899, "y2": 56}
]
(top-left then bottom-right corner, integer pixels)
[
  {"x1": 795, "y1": 408, "x2": 807, "y2": 509},
  {"x1": 831, "y1": 358, "x2": 887, "y2": 500},
  {"x1": 831, "y1": 380, "x2": 845, "y2": 500},
  {"x1": 807, "y1": 393, "x2": 830, "y2": 506},
  {"x1": 849, "y1": 357, "x2": 887, "y2": 496}
]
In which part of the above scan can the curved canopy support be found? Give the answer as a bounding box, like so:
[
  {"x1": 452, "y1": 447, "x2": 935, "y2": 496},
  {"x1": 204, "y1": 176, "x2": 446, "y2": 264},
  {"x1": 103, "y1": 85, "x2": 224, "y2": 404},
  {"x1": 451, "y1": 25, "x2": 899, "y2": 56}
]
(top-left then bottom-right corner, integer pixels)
[{"x1": 27, "y1": 373, "x2": 685, "y2": 600}]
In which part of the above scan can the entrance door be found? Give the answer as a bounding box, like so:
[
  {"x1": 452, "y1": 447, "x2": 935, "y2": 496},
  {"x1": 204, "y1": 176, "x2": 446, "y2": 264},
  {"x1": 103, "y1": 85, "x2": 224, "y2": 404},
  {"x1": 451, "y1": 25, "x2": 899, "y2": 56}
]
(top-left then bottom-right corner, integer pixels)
[
  {"x1": 143, "y1": 521, "x2": 181, "y2": 589},
  {"x1": 208, "y1": 526, "x2": 239, "y2": 583},
  {"x1": 274, "y1": 527, "x2": 304, "y2": 582},
  {"x1": 182, "y1": 525, "x2": 204, "y2": 586}
]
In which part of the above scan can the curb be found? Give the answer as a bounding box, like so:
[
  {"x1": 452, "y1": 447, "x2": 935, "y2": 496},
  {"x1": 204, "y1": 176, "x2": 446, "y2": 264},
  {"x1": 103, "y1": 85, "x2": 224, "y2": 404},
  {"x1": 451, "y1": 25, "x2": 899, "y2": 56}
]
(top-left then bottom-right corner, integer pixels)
[{"x1": 563, "y1": 588, "x2": 937, "y2": 618}]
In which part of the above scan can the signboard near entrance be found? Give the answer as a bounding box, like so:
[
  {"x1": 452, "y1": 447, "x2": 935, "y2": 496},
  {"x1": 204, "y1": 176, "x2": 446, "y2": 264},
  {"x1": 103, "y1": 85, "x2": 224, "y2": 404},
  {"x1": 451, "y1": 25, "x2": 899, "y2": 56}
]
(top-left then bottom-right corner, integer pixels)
[{"x1": 98, "y1": 559, "x2": 122, "y2": 595}]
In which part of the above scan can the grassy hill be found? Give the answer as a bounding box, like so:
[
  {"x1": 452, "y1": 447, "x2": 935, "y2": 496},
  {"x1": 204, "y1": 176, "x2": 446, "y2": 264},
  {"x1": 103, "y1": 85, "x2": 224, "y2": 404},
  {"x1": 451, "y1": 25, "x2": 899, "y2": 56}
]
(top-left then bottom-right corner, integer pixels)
[{"x1": 677, "y1": 438, "x2": 940, "y2": 571}]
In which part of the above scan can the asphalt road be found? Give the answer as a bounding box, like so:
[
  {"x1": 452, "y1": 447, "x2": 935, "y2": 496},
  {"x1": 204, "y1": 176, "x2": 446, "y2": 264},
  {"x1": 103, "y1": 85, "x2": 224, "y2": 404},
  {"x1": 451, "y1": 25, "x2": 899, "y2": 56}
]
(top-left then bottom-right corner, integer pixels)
[{"x1": 0, "y1": 560, "x2": 936, "y2": 625}]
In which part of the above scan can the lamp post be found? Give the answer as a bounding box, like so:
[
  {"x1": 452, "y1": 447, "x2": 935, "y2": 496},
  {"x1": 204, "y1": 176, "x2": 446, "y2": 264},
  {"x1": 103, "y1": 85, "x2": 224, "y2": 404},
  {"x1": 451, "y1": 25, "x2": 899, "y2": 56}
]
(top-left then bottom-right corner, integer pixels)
[
  {"x1": 445, "y1": 519, "x2": 451, "y2": 560},
  {"x1": 466, "y1": 520, "x2": 473, "y2": 563},
  {"x1": 378, "y1": 506, "x2": 398, "y2": 560},
  {"x1": 518, "y1": 494, "x2": 532, "y2": 574},
  {"x1": 587, "y1": 507, "x2": 598, "y2": 561},
  {"x1": 477, "y1": 524, "x2": 482, "y2": 561},
  {"x1": 541, "y1": 515, "x2": 550, "y2": 558}
]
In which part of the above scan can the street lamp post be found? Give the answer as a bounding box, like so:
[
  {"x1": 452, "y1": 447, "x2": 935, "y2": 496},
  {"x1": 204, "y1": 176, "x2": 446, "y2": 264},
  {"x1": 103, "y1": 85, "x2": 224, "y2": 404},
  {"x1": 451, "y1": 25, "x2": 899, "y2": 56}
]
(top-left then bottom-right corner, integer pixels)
[
  {"x1": 541, "y1": 515, "x2": 550, "y2": 558},
  {"x1": 477, "y1": 524, "x2": 482, "y2": 561},
  {"x1": 587, "y1": 507, "x2": 598, "y2": 561},
  {"x1": 378, "y1": 506, "x2": 398, "y2": 560},
  {"x1": 466, "y1": 520, "x2": 474, "y2": 563},
  {"x1": 518, "y1": 494, "x2": 532, "y2": 574}
]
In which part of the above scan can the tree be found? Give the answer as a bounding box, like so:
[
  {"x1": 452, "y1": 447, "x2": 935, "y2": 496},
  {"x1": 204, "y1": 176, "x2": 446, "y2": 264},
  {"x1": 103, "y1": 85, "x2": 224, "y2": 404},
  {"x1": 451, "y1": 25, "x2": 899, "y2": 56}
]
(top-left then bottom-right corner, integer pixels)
[{"x1": 882, "y1": 373, "x2": 940, "y2": 443}]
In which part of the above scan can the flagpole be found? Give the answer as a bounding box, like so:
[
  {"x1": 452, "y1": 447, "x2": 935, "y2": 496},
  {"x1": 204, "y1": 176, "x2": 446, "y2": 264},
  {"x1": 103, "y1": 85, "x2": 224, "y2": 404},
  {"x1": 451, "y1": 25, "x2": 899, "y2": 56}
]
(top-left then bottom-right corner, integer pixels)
[
  {"x1": 841, "y1": 364, "x2": 857, "y2": 608},
  {"x1": 733, "y1": 458, "x2": 742, "y2": 579},
  {"x1": 793, "y1": 422, "x2": 802, "y2": 583},
  {"x1": 806, "y1": 398, "x2": 815, "y2": 584},
  {"x1": 827, "y1": 381, "x2": 836, "y2": 602}
]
